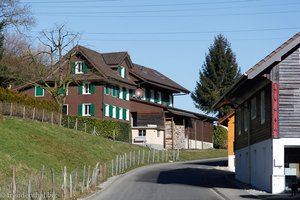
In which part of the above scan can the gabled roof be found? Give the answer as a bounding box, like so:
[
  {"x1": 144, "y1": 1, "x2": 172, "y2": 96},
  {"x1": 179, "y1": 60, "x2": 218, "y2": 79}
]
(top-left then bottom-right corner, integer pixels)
[
  {"x1": 132, "y1": 64, "x2": 190, "y2": 94},
  {"x1": 102, "y1": 52, "x2": 128, "y2": 65},
  {"x1": 214, "y1": 32, "x2": 300, "y2": 109}
]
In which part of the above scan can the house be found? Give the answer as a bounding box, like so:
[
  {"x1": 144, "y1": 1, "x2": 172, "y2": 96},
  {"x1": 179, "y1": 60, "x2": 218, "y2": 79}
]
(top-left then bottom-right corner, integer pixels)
[
  {"x1": 17, "y1": 45, "x2": 215, "y2": 150},
  {"x1": 219, "y1": 111, "x2": 235, "y2": 172},
  {"x1": 214, "y1": 32, "x2": 300, "y2": 193}
]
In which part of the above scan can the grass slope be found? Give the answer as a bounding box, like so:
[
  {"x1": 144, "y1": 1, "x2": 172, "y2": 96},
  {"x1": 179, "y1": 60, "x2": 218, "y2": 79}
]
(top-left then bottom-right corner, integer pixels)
[{"x1": 0, "y1": 116, "x2": 143, "y2": 180}]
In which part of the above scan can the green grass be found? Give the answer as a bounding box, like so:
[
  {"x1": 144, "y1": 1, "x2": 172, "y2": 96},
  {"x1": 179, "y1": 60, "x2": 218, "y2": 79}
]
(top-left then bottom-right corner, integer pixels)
[
  {"x1": 0, "y1": 116, "x2": 227, "y2": 199},
  {"x1": 179, "y1": 149, "x2": 227, "y2": 161}
]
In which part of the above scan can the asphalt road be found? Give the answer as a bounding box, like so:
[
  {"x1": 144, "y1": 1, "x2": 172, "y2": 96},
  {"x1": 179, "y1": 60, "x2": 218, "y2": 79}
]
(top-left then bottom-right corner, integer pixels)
[{"x1": 85, "y1": 158, "x2": 238, "y2": 200}]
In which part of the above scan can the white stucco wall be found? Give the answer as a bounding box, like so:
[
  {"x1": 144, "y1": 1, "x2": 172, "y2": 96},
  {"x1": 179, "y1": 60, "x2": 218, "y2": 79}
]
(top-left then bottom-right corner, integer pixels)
[
  {"x1": 184, "y1": 139, "x2": 213, "y2": 149},
  {"x1": 228, "y1": 155, "x2": 235, "y2": 172},
  {"x1": 236, "y1": 138, "x2": 300, "y2": 194},
  {"x1": 235, "y1": 139, "x2": 273, "y2": 193},
  {"x1": 132, "y1": 128, "x2": 164, "y2": 149}
]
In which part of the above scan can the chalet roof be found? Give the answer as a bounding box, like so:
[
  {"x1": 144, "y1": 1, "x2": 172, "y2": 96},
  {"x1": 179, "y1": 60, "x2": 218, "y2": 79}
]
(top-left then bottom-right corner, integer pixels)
[
  {"x1": 132, "y1": 64, "x2": 190, "y2": 94},
  {"x1": 102, "y1": 52, "x2": 128, "y2": 65},
  {"x1": 167, "y1": 107, "x2": 217, "y2": 122},
  {"x1": 214, "y1": 32, "x2": 300, "y2": 109}
]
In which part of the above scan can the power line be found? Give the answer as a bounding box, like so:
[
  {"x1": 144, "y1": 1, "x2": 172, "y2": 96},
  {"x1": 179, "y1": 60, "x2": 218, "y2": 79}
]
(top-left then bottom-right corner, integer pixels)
[
  {"x1": 22, "y1": 0, "x2": 261, "y2": 5},
  {"x1": 34, "y1": 9, "x2": 300, "y2": 18}
]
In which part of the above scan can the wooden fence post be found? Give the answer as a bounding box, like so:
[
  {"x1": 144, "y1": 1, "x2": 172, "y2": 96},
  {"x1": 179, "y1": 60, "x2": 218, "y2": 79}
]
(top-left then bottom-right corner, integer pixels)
[
  {"x1": 51, "y1": 112, "x2": 54, "y2": 124},
  {"x1": 32, "y1": 107, "x2": 35, "y2": 120},
  {"x1": 142, "y1": 150, "x2": 145, "y2": 165},
  {"x1": 63, "y1": 166, "x2": 67, "y2": 200},
  {"x1": 152, "y1": 150, "x2": 155, "y2": 163},
  {"x1": 111, "y1": 160, "x2": 114, "y2": 176},
  {"x1": 59, "y1": 113, "x2": 62, "y2": 126},
  {"x1": 74, "y1": 167, "x2": 78, "y2": 194},
  {"x1": 125, "y1": 153, "x2": 127, "y2": 170},
  {"x1": 82, "y1": 165, "x2": 86, "y2": 193},
  {"x1": 147, "y1": 150, "x2": 151, "y2": 164},
  {"x1": 166, "y1": 149, "x2": 168, "y2": 161},
  {"x1": 133, "y1": 151, "x2": 136, "y2": 166},
  {"x1": 129, "y1": 152, "x2": 132, "y2": 168},
  {"x1": 67, "y1": 116, "x2": 70, "y2": 128},
  {"x1": 137, "y1": 150, "x2": 140, "y2": 166},
  {"x1": 75, "y1": 118, "x2": 78, "y2": 131},
  {"x1": 51, "y1": 168, "x2": 55, "y2": 200},
  {"x1": 162, "y1": 150, "x2": 164, "y2": 162},
  {"x1": 27, "y1": 177, "x2": 31, "y2": 200},
  {"x1": 177, "y1": 149, "x2": 180, "y2": 161},
  {"x1": 86, "y1": 165, "x2": 91, "y2": 190},
  {"x1": 70, "y1": 173, "x2": 73, "y2": 198},
  {"x1": 116, "y1": 155, "x2": 119, "y2": 175},
  {"x1": 42, "y1": 109, "x2": 45, "y2": 122},
  {"x1": 157, "y1": 150, "x2": 160, "y2": 162},
  {"x1": 12, "y1": 167, "x2": 16, "y2": 200},
  {"x1": 93, "y1": 126, "x2": 96, "y2": 135},
  {"x1": 84, "y1": 123, "x2": 87, "y2": 132},
  {"x1": 119, "y1": 155, "x2": 122, "y2": 174},
  {"x1": 10, "y1": 103, "x2": 13, "y2": 116},
  {"x1": 23, "y1": 106, "x2": 26, "y2": 119},
  {"x1": 38, "y1": 165, "x2": 45, "y2": 200}
]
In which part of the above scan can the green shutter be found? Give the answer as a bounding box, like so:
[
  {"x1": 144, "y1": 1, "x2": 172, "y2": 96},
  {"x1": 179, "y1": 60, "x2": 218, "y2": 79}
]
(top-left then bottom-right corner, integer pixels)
[
  {"x1": 78, "y1": 104, "x2": 82, "y2": 116},
  {"x1": 83, "y1": 63, "x2": 88, "y2": 73},
  {"x1": 109, "y1": 105, "x2": 113, "y2": 117},
  {"x1": 122, "y1": 87, "x2": 127, "y2": 100},
  {"x1": 145, "y1": 89, "x2": 151, "y2": 102},
  {"x1": 116, "y1": 107, "x2": 120, "y2": 119},
  {"x1": 78, "y1": 84, "x2": 82, "y2": 95},
  {"x1": 35, "y1": 86, "x2": 44, "y2": 97},
  {"x1": 116, "y1": 86, "x2": 120, "y2": 98},
  {"x1": 71, "y1": 62, "x2": 76, "y2": 74},
  {"x1": 90, "y1": 83, "x2": 95, "y2": 94},
  {"x1": 118, "y1": 66, "x2": 122, "y2": 76},
  {"x1": 112, "y1": 86, "x2": 116, "y2": 97},
  {"x1": 90, "y1": 104, "x2": 95, "y2": 116},
  {"x1": 167, "y1": 95, "x2": 171, "y2": 106},
  {"x1": 123, "y1": 108, "x2": 127, "y2": 120},
  {"x1": 124, "y1": 67, "x2": 127, "y2": 78},
  {"x1": 105, "y1": 84, "x2": 110, "y2": 95}
]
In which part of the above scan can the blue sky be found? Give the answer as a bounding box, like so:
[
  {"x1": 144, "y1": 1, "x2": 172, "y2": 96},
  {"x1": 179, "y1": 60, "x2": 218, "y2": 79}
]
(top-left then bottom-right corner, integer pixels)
[{"x1": 22, "y1": 0, "x2": 300, "y2": 115}]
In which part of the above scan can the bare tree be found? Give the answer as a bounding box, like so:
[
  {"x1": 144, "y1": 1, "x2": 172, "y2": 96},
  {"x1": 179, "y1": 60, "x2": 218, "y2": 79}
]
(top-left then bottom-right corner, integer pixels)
[
  {"x1": 0, "y1": 0, "x2": 35, "y2": 31},
  {"x1": 35, "y1": 24, "x2": 80, "y2": 113}
]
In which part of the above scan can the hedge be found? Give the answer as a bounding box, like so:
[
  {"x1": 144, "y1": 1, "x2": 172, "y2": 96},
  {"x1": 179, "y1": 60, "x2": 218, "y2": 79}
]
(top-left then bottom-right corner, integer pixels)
[
  {"x1": 62, "y1": 115, "x2": 131, "y2": 142},
  {"x1": 0, "y1": 87, "x2": 59, "y2": 112}
]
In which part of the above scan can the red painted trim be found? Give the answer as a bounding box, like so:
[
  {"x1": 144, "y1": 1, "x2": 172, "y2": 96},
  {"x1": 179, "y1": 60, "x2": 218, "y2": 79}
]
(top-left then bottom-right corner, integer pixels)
[{"x1": 272, "y1": 83, "x2": 279, "y2": 138}]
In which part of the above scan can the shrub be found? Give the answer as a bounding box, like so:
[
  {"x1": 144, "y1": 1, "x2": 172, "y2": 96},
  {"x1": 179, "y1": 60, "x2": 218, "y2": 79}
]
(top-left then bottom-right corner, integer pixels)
[
  {"x1": 0, "y1": 87, "x2": 59, "y2": 112},
  {"x1": 62, "y1": 115, "x2": 131, "y2": 142},
  {"x1": 213, "y1": 125, "x2": 228, "y2": 149}
]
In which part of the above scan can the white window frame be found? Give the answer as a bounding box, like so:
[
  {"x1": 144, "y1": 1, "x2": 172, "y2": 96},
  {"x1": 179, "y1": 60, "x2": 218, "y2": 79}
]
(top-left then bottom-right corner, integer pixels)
[
  {"x1": 260, "y1": 91, "x2": 266, "y2": 124},
  {"x1": 75, "y1": 61, "x2": 84, "y2": 74},
  {"x1": 119, "y1": 107, "x2": 123, "y2": 120},
  {"x1": 158, "y1": 91, "x2": 162, "y2": 104},
  {"x1": 112, "y1": 106, "x2": 116, "y2": 118},
  {"x1": 168, "y1": 95, "x2": 173, "y2": 107},
  {"x1": 244, "y1": 103, "x2": 249, "y2": 132},
  {"x1": 119, "y1": 88, "x2": 123, "y2": 99},
  {"x1": 138, "y1": 129, "x2": 146, "y2": 137},
  {"x1": 126, "y1": 88, "x2": 130, "y2": 101},
  {"x1": 104, "y1": 104, "x2": 109, "y2": 117},
  {"x1": 121, "y1": 67, "x2": 126, "y2": 78},
  {"x1": 82, "y1": 82, "x2": 91, "y2": 94},
  {"x1": 150, "y1": 90, "x2": 155, "y2": 103},
  {"x1": 126, "y1": 109, "x2": 130, "y2": 121},
  {"x1": 82, "y1": 103, "x2": 92, "y2": 116},
  {"x1": 251, "y1": 97, "x2": 257, "y2": 119}
]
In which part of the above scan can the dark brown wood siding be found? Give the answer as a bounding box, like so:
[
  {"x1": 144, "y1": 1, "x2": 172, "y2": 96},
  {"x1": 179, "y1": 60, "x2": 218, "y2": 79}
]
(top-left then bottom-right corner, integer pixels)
[
  {"x1": 278, "y1": 47, "x2": 300, "y2": 137},
  {"x1": 235, "y1": 84, "x2": 272, "y2": 150}
]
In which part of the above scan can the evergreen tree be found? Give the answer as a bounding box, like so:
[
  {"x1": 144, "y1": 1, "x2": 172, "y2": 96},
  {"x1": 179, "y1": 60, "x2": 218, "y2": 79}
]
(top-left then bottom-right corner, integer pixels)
[
  {"x1": 191, "y1": 34, "x2": 241, "y2": 117},
  {"x1": 0, "y1": 22, "x2": 3, "y2": 59}
]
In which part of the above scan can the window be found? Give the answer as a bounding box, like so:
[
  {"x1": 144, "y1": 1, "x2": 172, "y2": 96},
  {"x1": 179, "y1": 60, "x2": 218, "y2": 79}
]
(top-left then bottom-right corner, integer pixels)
[
  {"x1": 138, "y1": 130, "x2": 146, "y2": 137},
  {"x1": 119, "y1": 107, "x2": 123, "y2": 119},
  {"x1": 75, "y1": 61, "x2": 83, "y2": 74},
  {"x1": 118, "y1": 66, "x2": 126, "y2": 78},
  {"x1": 82, "y1": 83, "x2": 91, "y2": 94},
  {"x1": 145, "y1": 88, "x2": 151, "y2": 102},
  {"x1": 251, "y1": 97, "x2": 257, "y2": 119},
  {"x1": 79, "y1": 104, "x2": 95, "y2": 116},
  {"x1": 35, "y1": 86, "x2": 44, "y2": 97},
  {"x1": 62, "y1": 104, "x2": 68, "y2": 115},
  {"x1": 237, "y1": 108, "x2": 241, "y2": 135},
  {"x1": 260, "y1": 91, "x2": 265, "y2": 124},
  {"x1": 104, "y1": 104, "x2": 109, "y2": 117},
  {"x1": 111, "y1": 86, "x2": 117, "y2": 97},
  {"x1": 112, "y1": 106, "x2": 116, "y2": 118},
  {"x1": 168, "y1": 95, "x2": 173, "y2": 107},
  {"x1": 150, "y1": 90, "x2": 155, "y2": 103},
  {"x1": 244, "y1": 103, "x2": 249, "y2": 132}
]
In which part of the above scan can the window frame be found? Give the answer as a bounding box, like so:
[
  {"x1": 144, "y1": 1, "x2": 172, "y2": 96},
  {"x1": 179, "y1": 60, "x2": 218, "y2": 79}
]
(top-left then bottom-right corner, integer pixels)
[
  {"x1": 82, "y1": 82, "x2": 91, "y2": 94},
  {"x1": 251, "y1": 97, "x2": 257, "y2": 119},
  {"x1": 138, "y1": 129, "x2": 146, "y2": 137},
  {"x1": 35, "y1": 86, "x2": 44, "y2": 97},
  {"x1": 75, "y1": 61, "x2": 84, "y2": 74},
  {"x1": 82, "y1": 103, "x2": 92, "y2": 116},
  {"x1": 260, "y1": 90, "x2": 266, "y2": 124}
]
